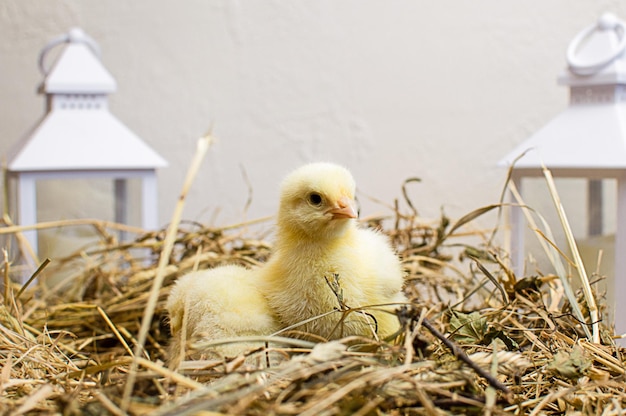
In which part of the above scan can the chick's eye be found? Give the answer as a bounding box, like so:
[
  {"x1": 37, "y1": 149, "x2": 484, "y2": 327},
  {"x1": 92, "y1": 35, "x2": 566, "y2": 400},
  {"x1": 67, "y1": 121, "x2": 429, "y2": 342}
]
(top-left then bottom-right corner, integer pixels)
[{"x1": 308, "y1": 192, "x2": 323, "y2": 206}]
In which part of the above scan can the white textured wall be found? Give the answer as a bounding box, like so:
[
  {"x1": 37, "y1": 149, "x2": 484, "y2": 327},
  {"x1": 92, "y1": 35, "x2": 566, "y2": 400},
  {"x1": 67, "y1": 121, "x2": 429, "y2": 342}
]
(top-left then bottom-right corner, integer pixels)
[{"x1": 2, "y1": 1, "x2": 625, "y2": 239}]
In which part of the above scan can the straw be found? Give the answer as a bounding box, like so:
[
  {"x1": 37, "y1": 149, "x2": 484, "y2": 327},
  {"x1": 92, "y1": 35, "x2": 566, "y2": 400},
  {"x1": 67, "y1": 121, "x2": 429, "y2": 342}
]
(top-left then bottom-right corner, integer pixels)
[
  {"x1": 121, "y1": 131, "x2": 214, "y2": 410},
  {"x1": 542, "y1": 165, "x2": 600, "y2": 343}
]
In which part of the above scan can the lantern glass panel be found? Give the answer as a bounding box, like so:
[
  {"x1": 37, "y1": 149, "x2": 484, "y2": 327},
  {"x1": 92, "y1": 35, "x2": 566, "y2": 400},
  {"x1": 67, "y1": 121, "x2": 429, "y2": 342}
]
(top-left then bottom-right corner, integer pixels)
[
  {"x1": 515, "y1": 177, "x2": 616, "y2": 274},
  {"x1": 33, "y1": 177, "x2": 142, "y2": 258}
]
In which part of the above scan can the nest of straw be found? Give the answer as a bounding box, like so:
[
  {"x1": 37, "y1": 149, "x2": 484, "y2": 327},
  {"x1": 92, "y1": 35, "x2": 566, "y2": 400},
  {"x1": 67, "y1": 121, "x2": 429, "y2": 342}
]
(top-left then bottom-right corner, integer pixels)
[
  {"x1": 1, "y1": 135, "x2": 624, "y2": 414},
  {"x1": 0, "y1": 195, "x2": 624, "y2": 416}
]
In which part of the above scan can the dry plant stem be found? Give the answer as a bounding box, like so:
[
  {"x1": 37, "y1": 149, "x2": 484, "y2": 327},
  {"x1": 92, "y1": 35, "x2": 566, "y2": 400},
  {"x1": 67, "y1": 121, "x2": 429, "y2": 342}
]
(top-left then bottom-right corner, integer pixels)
[
  {"x1": 132, "y1": 356, "x2": 205, "y2": 390},
  {"x1": 94, "y1": 391, "x2": 125, "y2": 416},
  {"x1": 484, "y1": 341, "x2": 499, "y2": 415},
  {"x1": 13, "y1": 384, "x2": 55, "y2": 416},
  {"x1": 2, "y1": 213, "x2": 39, "y2": 267},
  {"x1": 527, "y1": 387, "x2": 574, "y2": 416},
  {"x1": 1, "y1": 354, "x2": 11, "y2": 387},
  {"x1": 542, "y1": 166, "x2": 599, "y2": 344},
  {"x1": 404, "y1": 306, "x2": 427, "y2": 367},
  {"x1": 0, "y1": 218, "x2": 146, "y2": 236},
  {"x1": 579, "y1": 339, "x2": 625, "y2": 374},
  {"x1": 96, "y1": 306, "x2": 135, "y2": 357},
  {"x1": 3, "y1": 249, "x2": 9, "y2": 304},
  {"x1": 175, "y1": 297, "x2": 189, "y2": 369},
  {"x1": 298, "y1": 366, "x2": 412, "y2": 416},
  {"x1": 15, "y1": 258, "x2": 50, "y2": 299},
  {"x1": 507, "y1": 180, "x2": 592, "y2": 341},
  {"x1": 420, "y1": 316, "x2": 512, "y2": 398},
  {"x1": 192, "y1": 335, "x2": 317, "y2": 351},
  {"x1": 507, "y1": 182, "x2": 564, "y2": 274},
  {"x1": 121, "y1": 133, "x2": 214, "y2": 410}
]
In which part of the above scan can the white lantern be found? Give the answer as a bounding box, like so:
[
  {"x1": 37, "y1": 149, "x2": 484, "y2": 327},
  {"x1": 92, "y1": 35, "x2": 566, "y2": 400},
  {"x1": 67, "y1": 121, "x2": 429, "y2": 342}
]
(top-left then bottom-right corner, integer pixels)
[
  {"x1": 499, "y1": 13, "x2": 626, "y2": 342},
  {"x1": 6, "y1": 28, "x2": 167, "y2": 272}
]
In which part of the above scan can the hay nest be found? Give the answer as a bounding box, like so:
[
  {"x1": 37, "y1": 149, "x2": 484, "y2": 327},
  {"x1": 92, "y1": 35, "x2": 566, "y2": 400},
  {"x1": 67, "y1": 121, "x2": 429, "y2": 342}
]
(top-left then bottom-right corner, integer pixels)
[{"x1": 0, "y1": 195, "x2": 624, "y2": 416}]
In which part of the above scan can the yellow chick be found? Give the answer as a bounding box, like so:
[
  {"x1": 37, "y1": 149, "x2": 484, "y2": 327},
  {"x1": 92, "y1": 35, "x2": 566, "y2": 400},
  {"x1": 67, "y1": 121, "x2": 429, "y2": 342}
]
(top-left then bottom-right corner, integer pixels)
[
  {"x1": 258, "y1": 162, "x2": 407, "y2": 341},
  {"x1": 166, "y1": 264, "x2": 280, "y2": 367}
]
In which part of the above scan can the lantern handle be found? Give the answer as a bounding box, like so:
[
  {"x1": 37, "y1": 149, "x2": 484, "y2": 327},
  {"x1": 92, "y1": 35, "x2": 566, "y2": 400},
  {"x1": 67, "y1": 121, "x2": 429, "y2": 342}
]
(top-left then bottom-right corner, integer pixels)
[
  {"x1": 567, "y1": 12, "x2": 626, "y2": 76},
  {"x1": 38, "y1": 28, "x2": 101, "y2": 76}
]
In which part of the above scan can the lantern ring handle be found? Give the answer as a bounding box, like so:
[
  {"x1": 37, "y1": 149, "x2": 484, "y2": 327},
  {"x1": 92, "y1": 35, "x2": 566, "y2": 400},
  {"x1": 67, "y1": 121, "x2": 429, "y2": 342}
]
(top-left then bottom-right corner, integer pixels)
[
  {"x1": 38, "y1": 28, "x2": 101, "y2": 75},
  {"x1": 567, "y1": 14, "x2": 626, "y2": 76}
]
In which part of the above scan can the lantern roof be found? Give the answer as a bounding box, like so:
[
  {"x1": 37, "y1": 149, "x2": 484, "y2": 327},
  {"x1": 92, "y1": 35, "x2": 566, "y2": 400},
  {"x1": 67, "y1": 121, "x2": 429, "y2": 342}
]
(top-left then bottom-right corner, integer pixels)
[
  {"x1": 499, "y1": 12, "x2": 626, "y2": 174},
  {"x1": 7, "y1": 28, "x2": 167, "y2": 172},
  {"x1": 499, "y1": 102, "x2": 626, "y2": 172},
  {"x1": 42, "y1": 28, "x2": 116, "y2": 94},
  {"x1": 8, "y1": 110, "x2": 167, "y2": 171}
]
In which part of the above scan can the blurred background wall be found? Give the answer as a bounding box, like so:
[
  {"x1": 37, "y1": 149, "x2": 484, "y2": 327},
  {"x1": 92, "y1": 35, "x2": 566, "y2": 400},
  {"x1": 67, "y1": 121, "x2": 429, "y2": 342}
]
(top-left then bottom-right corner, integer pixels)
[{"x1": 1, "y1": 1, "x2": 624, "y2": 264}]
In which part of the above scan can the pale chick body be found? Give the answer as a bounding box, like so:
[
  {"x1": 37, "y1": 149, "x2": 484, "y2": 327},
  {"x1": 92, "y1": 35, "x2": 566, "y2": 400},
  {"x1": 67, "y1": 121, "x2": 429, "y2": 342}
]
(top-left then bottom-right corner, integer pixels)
[
  {"x1": 166, "y1": 264, "x2": 280, "y2": 367},
  {"x1": 257, "y1": 162, "x2": 407, "y2": 340}
]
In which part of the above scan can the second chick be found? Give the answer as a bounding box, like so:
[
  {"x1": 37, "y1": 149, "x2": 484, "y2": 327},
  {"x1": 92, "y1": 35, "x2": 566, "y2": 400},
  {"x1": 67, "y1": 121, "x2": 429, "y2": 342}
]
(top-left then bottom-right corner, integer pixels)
[{"x1": 166, "y1": 264, "x2": 280, "y2": 367}]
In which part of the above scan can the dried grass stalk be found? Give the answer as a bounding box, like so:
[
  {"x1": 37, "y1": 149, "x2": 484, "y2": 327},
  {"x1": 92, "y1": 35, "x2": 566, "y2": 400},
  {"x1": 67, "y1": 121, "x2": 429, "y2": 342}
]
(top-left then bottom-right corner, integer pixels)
[
  {"x1": 122, "y1": 132, "x2": 214, "y2": 409},
  {"x1": 542, "y1": 166, "x2": 600, "y2": 343}
]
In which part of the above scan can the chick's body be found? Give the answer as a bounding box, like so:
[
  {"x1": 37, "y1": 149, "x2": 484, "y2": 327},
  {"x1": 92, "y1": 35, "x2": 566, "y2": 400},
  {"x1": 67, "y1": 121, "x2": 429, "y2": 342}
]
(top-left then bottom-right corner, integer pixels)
[
  {"x1": 258, "y1": 162, "x2": 406, "y2": 340},
  {"x1": 166, "y1": 264, "x2": 279, "y2": 366}
]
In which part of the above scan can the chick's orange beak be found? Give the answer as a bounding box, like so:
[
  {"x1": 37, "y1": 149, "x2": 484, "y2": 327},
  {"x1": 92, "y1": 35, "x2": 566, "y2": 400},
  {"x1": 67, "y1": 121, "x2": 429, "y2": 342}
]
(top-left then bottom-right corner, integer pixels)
[{"x1": 327, "y1": 195, "x2": 358, "y2": 220}]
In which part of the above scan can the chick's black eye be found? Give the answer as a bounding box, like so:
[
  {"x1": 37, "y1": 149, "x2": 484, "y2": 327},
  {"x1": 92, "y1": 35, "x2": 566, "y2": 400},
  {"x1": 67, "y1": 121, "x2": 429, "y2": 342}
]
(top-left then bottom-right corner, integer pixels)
[{"x1": 308, "y1": 192, "x2": 323, "y2": 206}]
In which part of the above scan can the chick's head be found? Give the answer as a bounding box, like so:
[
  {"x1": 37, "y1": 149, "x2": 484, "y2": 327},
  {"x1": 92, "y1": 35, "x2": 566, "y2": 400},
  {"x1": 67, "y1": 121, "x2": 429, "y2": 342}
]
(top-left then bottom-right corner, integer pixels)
[{"x1": 277, "y1": 162, "x2": 358, "y2": 240}]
